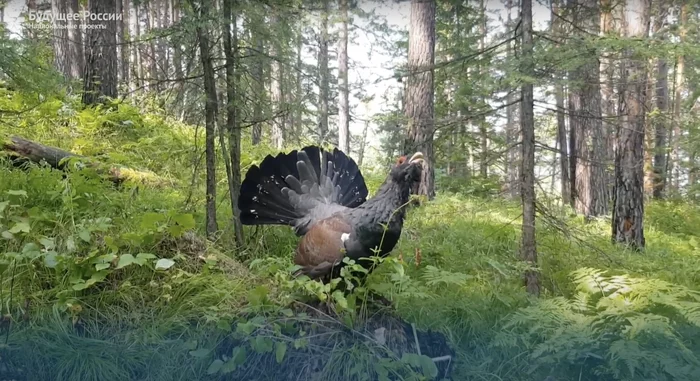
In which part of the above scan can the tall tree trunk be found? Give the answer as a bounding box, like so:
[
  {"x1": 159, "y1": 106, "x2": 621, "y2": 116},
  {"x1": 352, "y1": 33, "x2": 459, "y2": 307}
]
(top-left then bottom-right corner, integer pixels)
[
  {"x1": 251, "y1": 14, "x2": 264, "y2": 146},
  {"x1": 612, "y1": 1, "x2": 648, "y2": 250},
  {"x1": 568, "y1": 84, "x2": 580, "y2": 208},
  {"x1": 318, "y1": 0, "x2": 330, "y2": 145},
  {"x1": 478, "y1": 0, "x2": 488, "y2": 178},
  {"x1": 337, "y1": 0, "x2": 350, "y2": 153},
  {"x1": 147, "y1": 0, "x2": 158, "y2": 90},
  {"x1": 51, "y1": 0, "x2": 84, "y2": 81},
  {"x1": 222, "y1": 0, "x2": 244, "y2": 246},
  {"x1": 194, "y1": 0, "x2": 219, "y2": 238},
  {"x1": 552, "y1": 0, "x2": 570, "y2": 205},
  {"x1": 520, "y1": 0, "x2": 539, "y2": 296},
  {"x1": 82, "y1": 0, "x2": 118, "y2": 105},
  {"x1": 671, "y1": 3, "x2": 686, "y2": 194},
  {"x1": 569, "y1": 0, "x2": 607, "y2": 219},
  {"x1": 600, "y1": 0, "x2": 616, "y2": 203},
  {"x1": 295, "y1": 29, "x2": 303, "y2": 137},
  {"x1": 404, "y1": 0, "x2": 436, "y2": 200},
  {"x1": 269, "y1": 12, "x2": 284, "y2": 149},
  {"x1": 506, "y1": 0, "x2": 519, "y2": 198},
  {"x1": 130, "y1": 0, "x2": 142, "y2": 92},
  {"x1": 652, "y1": 7, "x2": 668, "y2": 199}
]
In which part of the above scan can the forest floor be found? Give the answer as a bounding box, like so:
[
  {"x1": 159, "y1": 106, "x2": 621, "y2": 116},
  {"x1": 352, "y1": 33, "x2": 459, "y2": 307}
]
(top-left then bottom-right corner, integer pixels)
[{"x1": 1, "y1": 94, "x2": 700, "y2": 381}]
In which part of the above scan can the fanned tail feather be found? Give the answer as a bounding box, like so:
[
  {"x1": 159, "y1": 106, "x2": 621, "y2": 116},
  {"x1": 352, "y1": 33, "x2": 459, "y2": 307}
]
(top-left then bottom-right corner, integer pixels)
[{"x1": 238, "y1": 146, "x2": 367, "y2": 234}]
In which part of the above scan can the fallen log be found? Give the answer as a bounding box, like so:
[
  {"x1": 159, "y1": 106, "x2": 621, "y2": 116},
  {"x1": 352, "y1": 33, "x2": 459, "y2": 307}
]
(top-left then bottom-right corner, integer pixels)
[{"x1": 2, "y1": 135, "x2": 170, "y2": 187}]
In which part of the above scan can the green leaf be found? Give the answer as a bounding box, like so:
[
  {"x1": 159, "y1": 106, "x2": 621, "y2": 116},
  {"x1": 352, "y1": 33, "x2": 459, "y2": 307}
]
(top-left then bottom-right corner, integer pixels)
[
  {"x1": 39, "y1": 237, "x2": 55, "y2": 250},
  {"x1": 275, "y1": 342, "x2": 287, "y2": 364},
  {"x1": 251, "y1": 336, "x2": 273, "y2": 353},
  {"x1": 236, "y1": 321, "x2": 256, "y2": 335},
  {"x1": 155, "y1": 258, "x2": 175, "y2": 270},
  {"x1": 231, "y1": 346, "x2": 247, "y2": 365},
  {"x1": 221, "y1": 358, "x2": 238, "y2": 374},
  {"x1": 6, "y1": 190, "x2": 27, "y2": 197},
  {"x1": 140, "y1": 212, "x2": 165, "y2": 230},
  {"x1": 169, "y1": 213, "x2": 196, "y2": 237},
  {"x1": 206, "y1": 359, "x2": 224, "y2": 375},
  {"x1": 78, "y1": 229, "x2": 91, "y2": 242},
  {"x1": 0, "y1": 201, "x2": 10, "y2": 213},
  {"x1": 248, "y1": 285, "x2": 269, "y2": 306},
  {"x1": 44, "y1": 252, "x2": 58, "y2": 268},
  {"x1": 65, "y1": 236, "x2": 76, "y2": 252},
  {"x1": 188, "y1": 348, "x2": 210, "y2": 358},
  {"x1": 95, "y1": 263, "x2": 110, "y2": 271},
  {"x1": 216, "y1": 318, "x2": 232, "y2": 332},
  {"x1": 116, "y1": 254, "x2": 137, "y2": 269},
  {"x1": 1, "y1": 231, "x2": 14, "y2": 240},
  {"x1": 9, "y1": 222, "x2": 30, "y2": 234},
  {"x1": 332, "y1": 290, "x2": 349, "y2": 310},
  {"x1": 172, "y1": 213, "x2": 196, "y2": 229}
]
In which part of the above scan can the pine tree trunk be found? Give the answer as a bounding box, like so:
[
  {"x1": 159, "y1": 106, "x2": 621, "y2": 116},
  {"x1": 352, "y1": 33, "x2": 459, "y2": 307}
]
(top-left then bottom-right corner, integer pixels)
[
  {"x1": 51, "y1": 0, "x2": 83, "y2": 81},
  {"x1": 506, "y1": 0, "x2": 519, "y2": 199},
  {"x1": 82, "y1": 0, "x2": 118, "y2": 105},
  {"x1": 223, "y1": 0, "x2": 243, "y2": 246},
  {"x1": 270, "y1": 12, "x2": 284, "y2": 149},
  {"x1": 600, "y1": 0, "x2": 616, "y2": 204},
  {"x1": 251, "y1": 15, "x2": 264, "y2": 146},
  {"x1": 318, "y1": 0, "x2": 330, "y2": 145},
  {"x1": 294, "y1": 29, "x2": 303, "y2": 137},
  {"x1": 337, "y1": 0, "x2": 350, "y2": 154},
  {"x1": 130, "y1": 0, "x2": 141, "y2": 92},
  {"x1": 671, "y1": 4, "x2": 686, "y2": 195},
  {"x1": 552, "y1": 0, "x2": 570, "y2": 205},
  {"x1": 404, "y1": 0, "x2": 436, "y2": 200},
  {"x1": 478, "y1": 0, "x2": 488, "y2": 178},
  {"x1": 652, "y1": 11, "x2": 668, "y2": 199},
  {"x1": 520, "y1": 0, "x2": 539, "y2": 296},
  {"x1": 358, "y1": 120, "x2": 370, "y2": 167},
  {"x1": 194, "y1": 0, "x2": 219, "y2": 238},
  {"x1": 612, "y1": 2, "x2": 648, "y2": 250}
]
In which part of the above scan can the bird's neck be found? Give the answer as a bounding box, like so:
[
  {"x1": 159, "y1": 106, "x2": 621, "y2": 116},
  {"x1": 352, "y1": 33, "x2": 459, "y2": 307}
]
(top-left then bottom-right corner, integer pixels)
[{"x1": 362, "y1": 179, "x2": 411, "y2": 228}]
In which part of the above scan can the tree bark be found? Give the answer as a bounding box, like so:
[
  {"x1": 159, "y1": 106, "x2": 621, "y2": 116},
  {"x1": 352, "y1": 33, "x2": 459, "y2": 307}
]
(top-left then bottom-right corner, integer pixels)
[
  {"x1": 82, "y1": 0, "x2": 118, "y2": 105},
  {"x1": 652, "y1": 6, "x2": 668, "y2": 199},
  {"x1": 194, "y1": 0, "x2": 219, "y2": 238},
  {"x1": 222, "y1": 0, "x2": 244, "y2": 246},
  {"x1": 318, "y1": 0, "x2": 330, "y2": 145},
  {"x1": 358, "y1": 120, "x2": 370, "y2": 167},
  {"x1": 568, "y1": 0, "x2": 607, "y2": 219},
  {"x1": 600, "y1": 0, "x2": 616, "y2": 203},
  {"x1": 520, "y1": 0, "x2": 540, "y2": 296},
  {"x1": 506, "y1": 0, "x2": 519, "y2": 198},
  {"x1": 670, "y1": 4, "x2": 686, "y2": 194},
  {"x1": 552, "y1": 0, "x2": 570, "y2": 205},
  {"x1": 337, "y1": 0, "x2": 350, "y2": 154},
  {"x1": 404, "y1": 0, "x2": 436, "y2": 200},
  {"x1": 612, "y1": 1, "x2": 648, "y2": 250},
  {"x1": 51, "y1": 0, "x2": 83, "y2": 81},
  {"x1": 251, "y1": 14, "x2": 264, "y2": 146},
  {"x1": 478, "y1": 0, "x2": 488, "y2": 178},
  {"x1": 270, "y1": 12, "x2": 285, "y2": 149}
]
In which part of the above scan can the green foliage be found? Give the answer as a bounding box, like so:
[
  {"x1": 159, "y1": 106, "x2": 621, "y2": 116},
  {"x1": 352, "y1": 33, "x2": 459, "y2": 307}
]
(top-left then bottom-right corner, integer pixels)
[{"x1": 495, "y1": 268, "x2": 700, "y2": 381}]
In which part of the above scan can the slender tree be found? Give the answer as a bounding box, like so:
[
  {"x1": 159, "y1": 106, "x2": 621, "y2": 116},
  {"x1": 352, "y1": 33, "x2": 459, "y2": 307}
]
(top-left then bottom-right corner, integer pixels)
[
  {"x1": 520, "y1": 0, "x2": 539, "y2": 296},
  {"x1": 193, "y1": 0, "x2": 219, "y2": 238},
  {"x1": 270, "y1": 12, "x2": 285, "y2": 149},
  {"x1": 223, "y1": 0, "x2": 243, "y2": 245},
  {"x1": 337, "y1": 0, "x2": 350, "y2": 154},
  {"x1": 552, "y1": 0, "x2": 570, "y2": 205},
  {"x1": 652, "y1": 4, "x2": 669, "y2": 198},
  {"x1": 318, "y1": 0, "x2": 330, "y2": 144},
  {"x1": 404, "y1": 0, "x2": 436, "y2": 199}
]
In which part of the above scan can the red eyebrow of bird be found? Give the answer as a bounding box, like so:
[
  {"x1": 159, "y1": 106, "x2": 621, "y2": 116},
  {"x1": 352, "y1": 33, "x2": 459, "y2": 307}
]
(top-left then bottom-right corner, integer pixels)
[{"x1": 397, "y1": 156, "x2": 406, "y2": 165}]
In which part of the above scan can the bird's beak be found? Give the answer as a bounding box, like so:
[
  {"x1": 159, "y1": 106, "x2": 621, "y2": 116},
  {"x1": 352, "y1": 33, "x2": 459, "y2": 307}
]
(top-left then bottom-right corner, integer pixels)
[{"x1": 408, "y1": 152, "x2": 424, "y2": 165}]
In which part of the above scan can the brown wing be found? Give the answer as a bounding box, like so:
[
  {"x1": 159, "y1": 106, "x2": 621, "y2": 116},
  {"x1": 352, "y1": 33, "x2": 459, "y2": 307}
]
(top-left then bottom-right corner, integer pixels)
[{"x1": 294, "y1": 215, "x2": 352, "y2": 278}]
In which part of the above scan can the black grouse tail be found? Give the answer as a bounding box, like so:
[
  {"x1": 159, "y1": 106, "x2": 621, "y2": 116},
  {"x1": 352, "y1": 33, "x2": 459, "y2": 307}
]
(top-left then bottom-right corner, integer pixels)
[{"x1": 238, "y1": 146, "x2": 368, "y2": 234}]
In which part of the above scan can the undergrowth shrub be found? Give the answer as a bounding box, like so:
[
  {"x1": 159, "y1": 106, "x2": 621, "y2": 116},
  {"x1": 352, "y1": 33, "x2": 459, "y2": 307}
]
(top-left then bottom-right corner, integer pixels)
[{"x1": 494, "y1": 268, "x2": 700, "y2": 381}]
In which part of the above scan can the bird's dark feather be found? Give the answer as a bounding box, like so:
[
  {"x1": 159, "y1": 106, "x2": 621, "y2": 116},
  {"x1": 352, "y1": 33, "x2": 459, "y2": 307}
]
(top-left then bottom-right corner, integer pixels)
[{"x1": 238, "y1": 146, "x2": 422, "y2": 280}]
